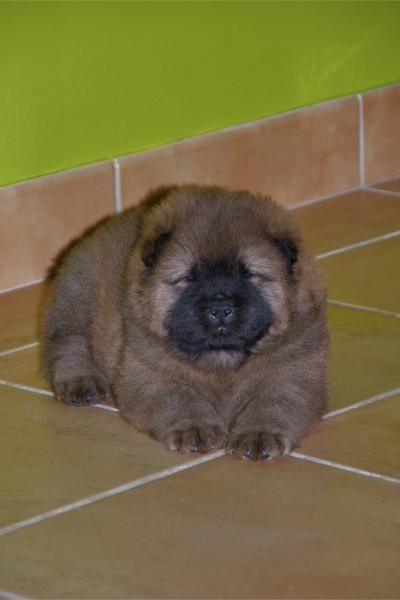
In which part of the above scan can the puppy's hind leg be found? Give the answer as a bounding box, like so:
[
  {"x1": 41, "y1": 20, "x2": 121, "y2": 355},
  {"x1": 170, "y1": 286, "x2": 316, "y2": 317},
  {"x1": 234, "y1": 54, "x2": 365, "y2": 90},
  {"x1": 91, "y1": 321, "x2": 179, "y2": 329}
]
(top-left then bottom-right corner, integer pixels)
[{"x1": 42, "y1": 334, "x2": 111, "y2": 406}]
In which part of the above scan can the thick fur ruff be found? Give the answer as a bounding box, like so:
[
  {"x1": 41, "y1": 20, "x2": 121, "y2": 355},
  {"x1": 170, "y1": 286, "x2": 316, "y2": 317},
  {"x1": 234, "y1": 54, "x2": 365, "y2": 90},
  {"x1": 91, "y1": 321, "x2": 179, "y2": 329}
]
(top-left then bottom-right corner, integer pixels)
[{"x1": 42, "y1": 185, "x2": 329, "y2": 461}]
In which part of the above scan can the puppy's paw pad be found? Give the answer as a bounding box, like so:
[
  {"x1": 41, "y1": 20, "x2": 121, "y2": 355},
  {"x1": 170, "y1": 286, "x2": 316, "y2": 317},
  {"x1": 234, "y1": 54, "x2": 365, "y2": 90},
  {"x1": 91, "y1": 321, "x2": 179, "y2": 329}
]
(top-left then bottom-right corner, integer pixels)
[
  {"x1": 227, "y1": 431, "x2": 291, "y2": 461},
  {"x1": 165, "y1": 425, "x2": 226, "y2": 454},
  {"x1": 55, "y1": 375, "x2": 110, "y2": 407}
]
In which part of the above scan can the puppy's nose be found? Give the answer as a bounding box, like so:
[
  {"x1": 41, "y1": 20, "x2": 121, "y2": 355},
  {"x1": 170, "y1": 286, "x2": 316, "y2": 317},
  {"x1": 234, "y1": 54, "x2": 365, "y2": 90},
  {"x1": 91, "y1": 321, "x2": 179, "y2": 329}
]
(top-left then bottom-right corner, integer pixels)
[{"x1": 207, "y1": 301, "x2": 235, "y2": 325}]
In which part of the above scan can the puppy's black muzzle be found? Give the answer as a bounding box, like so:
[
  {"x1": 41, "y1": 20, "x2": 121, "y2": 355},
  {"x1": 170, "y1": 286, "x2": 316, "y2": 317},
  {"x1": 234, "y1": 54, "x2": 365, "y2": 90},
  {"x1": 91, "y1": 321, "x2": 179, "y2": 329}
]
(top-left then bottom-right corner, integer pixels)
[{"x1": 207, "y1": 299, "x2": 235, "y2": 327}]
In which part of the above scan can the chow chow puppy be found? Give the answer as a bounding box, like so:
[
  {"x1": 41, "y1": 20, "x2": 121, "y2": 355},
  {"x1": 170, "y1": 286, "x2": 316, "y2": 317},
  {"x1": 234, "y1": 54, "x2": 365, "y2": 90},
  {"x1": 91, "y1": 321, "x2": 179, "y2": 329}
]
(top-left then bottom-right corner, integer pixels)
[{"x1": 42, "y1": 185, "x2": 328, "y2": 460}]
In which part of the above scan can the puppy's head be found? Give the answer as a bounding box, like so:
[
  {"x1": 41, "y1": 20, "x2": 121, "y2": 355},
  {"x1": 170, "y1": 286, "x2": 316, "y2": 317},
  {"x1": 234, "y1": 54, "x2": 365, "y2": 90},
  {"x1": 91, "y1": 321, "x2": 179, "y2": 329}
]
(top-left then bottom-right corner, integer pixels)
[{"x1": 129, "y1": 185, "x2": 304, "y2": 366}]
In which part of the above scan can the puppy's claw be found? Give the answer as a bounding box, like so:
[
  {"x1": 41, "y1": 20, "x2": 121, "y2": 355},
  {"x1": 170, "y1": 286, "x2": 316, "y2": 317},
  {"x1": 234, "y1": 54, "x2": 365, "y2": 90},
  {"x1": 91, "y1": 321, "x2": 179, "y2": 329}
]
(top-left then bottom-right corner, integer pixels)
[
  {"x1": 165, "y1": 426, "x2": 225, "y2": 455},
  {"x1": 165, "y1": 431, "x2": 183, "y2": 452},
  {"x1": 227, "y1": 431, "x2": 291, "y2": 461},
  {"x1": 54, "y1": 375, "x2": 110, "y2": 407}
]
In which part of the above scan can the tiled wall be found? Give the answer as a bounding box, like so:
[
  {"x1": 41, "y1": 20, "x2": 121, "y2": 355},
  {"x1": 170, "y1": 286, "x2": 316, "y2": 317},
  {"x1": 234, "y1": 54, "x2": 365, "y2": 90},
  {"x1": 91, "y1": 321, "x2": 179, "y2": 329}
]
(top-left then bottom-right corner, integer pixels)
[{"x1": 0, "y1": 83, "x2": 399, "y2": 293}]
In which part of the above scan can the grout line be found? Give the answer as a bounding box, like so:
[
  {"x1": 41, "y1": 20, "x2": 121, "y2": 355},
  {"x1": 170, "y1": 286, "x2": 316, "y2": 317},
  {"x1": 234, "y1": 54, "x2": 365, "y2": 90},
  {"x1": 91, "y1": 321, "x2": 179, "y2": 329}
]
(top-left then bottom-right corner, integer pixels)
[
  {"x1": 92, "y1": 402, "x2": 120, "y2": 413},
  {"x1": 0, "y1": 450, "x2": 226, "y2": 537},
  {"x1": 1, "y1": 373, "x2": 399, "y2": 422},
  {"x1": 289, "y1": 186, "x2": 360, "y2": 211},
  {"x1": 367, "y1": 173, "x2": 400, "y2": 187},
  {"x1": 316, "y1": 230, "x2": 400, "y2": 260},
  {"x1": 327, "y1": 299, "x2": 400, "y2": 319},
  {"x1": 363, "y1": 186, "x2": 400, "y2": 198},
  {"x1": 324, "y1": 387, "x2": 400, "y2": 419},
  {"x1": 0, "y1": 342, "x2": 39, "y2": 358},
  {"x1": 0, "y1": 379, "x2": 120, "y2": 414},
  {"x1": 290, "y1": 452, "x2": 400, "y2": 485},
  {"x1": 112, "y1": 159, "x2": 122, "y2": 214},
  {"x1": 357, "y1": 93, "x2": 365, "y2": 187},
  {"x1": 291, "y1": 181, "x2": 400, "y2": 212},
  {"x1": 1, "y1": 441, "x2": 398, "y2": 539},
  {"x1": 0, "y1": 278, "x2": 45, "y2": 296},
  {"x1": 0, "y1": 379, "x2": 54, "y2": 397},
  {"x1": 0, "y1": 377, "x2": 398, "y2": 536},
  {"x1": 0, "y1": 591, "x2": 30, "y2": 600}
]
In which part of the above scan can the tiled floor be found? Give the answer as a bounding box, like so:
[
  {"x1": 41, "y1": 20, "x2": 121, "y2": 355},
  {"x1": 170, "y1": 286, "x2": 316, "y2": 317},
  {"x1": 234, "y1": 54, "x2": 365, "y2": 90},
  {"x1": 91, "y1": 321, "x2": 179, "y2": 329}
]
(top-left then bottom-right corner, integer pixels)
[{"x1": 0, "y1": 182, "x2": 399, "y2": 599}]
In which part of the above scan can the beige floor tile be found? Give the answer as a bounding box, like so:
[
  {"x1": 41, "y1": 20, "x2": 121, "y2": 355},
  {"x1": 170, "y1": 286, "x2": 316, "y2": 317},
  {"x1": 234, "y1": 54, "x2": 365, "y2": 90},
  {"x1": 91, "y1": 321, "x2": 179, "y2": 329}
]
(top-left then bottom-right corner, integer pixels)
[
  {"x1": 373, "y1": 177, "x2": 400, "y2": 194},
  {"x1": 0, "y1": 345, "x2": 48, "y2": 390},
  {"x1": 364, "y1": 84, "x2": 400, "y2": 185},
  {"x1": 120, "y1": 97, "x2": 358, "y2": 210},
  {"x1": 293, "y1": 189, "x2": 400, "y2": 255},
  {"x1": 1, "y1": 306, "x2": 399, "y2": 416},
  {"x1": 0, "y1": 455, "x2": 398, "y2": 599},
  {"x1": 0, "y1": 283, "x2": 50, "y2": 353},
  {"x1": 0, "y1": 386, "x2": 202, "y2": 528},
  {"x1": 329, "y1": 305, "x2": 400, "y2": 410},
  {"x1": 301, "y1": 396, "x2": 400, "y2": 478},
  {"x1": 321, "y1": 236, "x2": 400, "y2": 313}
]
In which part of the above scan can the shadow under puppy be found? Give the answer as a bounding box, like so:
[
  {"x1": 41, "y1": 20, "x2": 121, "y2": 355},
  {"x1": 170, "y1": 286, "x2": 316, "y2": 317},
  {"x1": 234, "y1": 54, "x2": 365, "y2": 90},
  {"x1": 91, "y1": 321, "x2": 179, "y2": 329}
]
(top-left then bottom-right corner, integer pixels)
[{"x1": 42, "y1": 185, "x2": 329, "y2": 461}]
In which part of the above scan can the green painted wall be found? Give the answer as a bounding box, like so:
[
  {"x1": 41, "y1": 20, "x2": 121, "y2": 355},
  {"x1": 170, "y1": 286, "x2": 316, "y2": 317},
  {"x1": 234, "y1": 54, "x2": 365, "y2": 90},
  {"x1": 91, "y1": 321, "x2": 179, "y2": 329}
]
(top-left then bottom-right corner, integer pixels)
[{"x1": 1, "y1": 1, "x2": 399, "y2": 187}]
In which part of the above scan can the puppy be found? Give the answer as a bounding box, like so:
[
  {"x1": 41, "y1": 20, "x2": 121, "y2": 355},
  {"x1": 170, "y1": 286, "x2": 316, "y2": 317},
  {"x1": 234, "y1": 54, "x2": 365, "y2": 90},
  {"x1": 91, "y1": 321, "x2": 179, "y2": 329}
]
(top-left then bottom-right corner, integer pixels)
[{"x1": 42, "y1": 185, "x2": 329, "y2": 460}]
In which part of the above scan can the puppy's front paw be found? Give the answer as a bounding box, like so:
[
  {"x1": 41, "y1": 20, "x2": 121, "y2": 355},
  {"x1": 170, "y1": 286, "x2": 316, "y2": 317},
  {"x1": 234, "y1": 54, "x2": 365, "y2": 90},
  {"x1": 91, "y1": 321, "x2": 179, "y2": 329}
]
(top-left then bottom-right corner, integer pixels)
[
  {"x1": 227, "y1": 431, "x2": 292, "y2": 461},
  {"x1": 164, "y1": 425, "x2": 226, "y2": 454},
  {"x1": 54, "y1": 374, "x2": 110, "y2": 406}
]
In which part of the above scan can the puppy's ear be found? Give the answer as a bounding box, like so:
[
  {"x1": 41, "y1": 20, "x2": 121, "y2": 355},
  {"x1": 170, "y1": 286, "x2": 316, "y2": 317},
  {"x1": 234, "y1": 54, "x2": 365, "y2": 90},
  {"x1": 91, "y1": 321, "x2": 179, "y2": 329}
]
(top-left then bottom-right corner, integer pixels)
[
  {"x1": 141, "y1": 232, "x2": 171, "y2": 269},
  {"x1": 272, "y1": 238, "x2": 298, "y2": 275}
]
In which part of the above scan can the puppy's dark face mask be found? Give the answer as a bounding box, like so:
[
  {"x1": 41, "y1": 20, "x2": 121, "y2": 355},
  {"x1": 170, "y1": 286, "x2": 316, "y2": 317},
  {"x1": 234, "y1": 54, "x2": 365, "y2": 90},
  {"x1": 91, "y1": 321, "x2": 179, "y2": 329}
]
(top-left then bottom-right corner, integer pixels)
[
  {"x1": 165, "y1": 258, "x2": 273, "y2": 356},
  {"x1": 140, "y1": 226, "x2": 297, "y2": 357}
]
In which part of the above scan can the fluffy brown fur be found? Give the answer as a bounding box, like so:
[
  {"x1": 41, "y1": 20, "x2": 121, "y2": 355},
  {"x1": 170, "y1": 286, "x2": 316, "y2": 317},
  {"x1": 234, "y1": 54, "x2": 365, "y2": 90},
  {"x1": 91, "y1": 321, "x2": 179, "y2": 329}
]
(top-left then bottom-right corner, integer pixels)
[{"x1": 42, "y1": 185, "x2": 329, "y2": 461}]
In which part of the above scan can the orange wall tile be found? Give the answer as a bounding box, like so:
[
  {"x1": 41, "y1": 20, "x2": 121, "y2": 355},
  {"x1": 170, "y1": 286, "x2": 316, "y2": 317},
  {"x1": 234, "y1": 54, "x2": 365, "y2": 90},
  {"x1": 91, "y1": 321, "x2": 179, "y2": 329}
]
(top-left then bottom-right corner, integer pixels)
[
  {"x1": 0, "y1": 163, "x2": 114, "y2": 291},
  {"x1": 120, "y1": 97, "x2": 359, "y2": 209},
  {"x1": 2, "y1": 84, "x2": 400, "y2": 293},
  {"x1": 363, "y1": 84, "x2": 400, "y2": 184}
]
